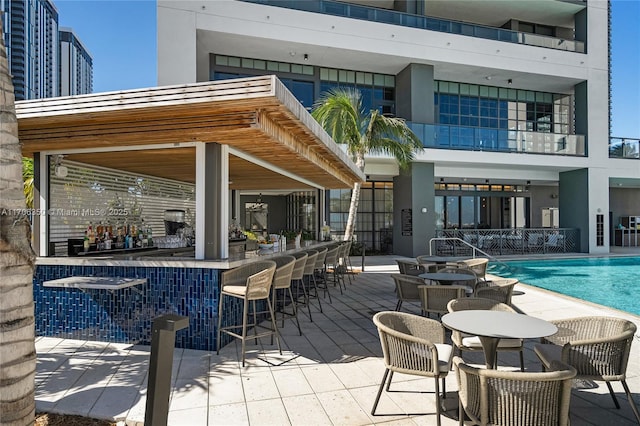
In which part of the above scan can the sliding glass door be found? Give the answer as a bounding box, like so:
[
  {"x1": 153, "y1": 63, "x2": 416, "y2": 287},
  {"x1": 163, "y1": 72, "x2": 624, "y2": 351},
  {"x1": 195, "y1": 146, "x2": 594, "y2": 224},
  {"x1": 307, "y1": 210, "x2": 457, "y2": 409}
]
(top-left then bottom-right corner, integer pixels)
[{"x1": 436, "y1": 194, "x2": 530, "y2": 229}]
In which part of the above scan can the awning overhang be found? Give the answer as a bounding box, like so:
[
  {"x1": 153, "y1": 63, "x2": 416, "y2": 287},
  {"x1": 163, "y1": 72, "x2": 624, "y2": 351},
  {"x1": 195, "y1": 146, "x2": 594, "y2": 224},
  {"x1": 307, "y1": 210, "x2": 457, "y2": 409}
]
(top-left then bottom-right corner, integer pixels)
[{"x1": 16, "y1": 75, "x2": 365, "y2": 190}]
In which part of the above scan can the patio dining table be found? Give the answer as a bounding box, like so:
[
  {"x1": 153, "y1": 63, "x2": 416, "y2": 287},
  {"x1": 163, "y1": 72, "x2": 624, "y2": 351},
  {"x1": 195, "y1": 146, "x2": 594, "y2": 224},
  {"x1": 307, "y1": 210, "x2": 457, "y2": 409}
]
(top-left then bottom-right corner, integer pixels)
[
  {"x1": 441, "y1": 310, "x2": 558, "y2": 369},
  {"x1": 419, "y1": 272, "x2": 477, "y2": 285},
  {"x1": 417, "y1": 255, "x2": 470, "y2": 264}
]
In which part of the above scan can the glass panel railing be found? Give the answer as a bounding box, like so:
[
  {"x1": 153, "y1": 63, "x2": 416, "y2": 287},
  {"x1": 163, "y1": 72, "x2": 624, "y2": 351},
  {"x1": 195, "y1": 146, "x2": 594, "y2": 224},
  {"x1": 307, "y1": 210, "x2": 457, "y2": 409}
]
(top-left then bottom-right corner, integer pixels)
[
  {"x1": 241, "y1": 0, "x2": 585, "y2": 53},
  {"x1": 609, "y1": 137, "x2": 640, "y2": 159},
  {"x1": 407, "y1": 122, "x2": 586, "y2": 156}
]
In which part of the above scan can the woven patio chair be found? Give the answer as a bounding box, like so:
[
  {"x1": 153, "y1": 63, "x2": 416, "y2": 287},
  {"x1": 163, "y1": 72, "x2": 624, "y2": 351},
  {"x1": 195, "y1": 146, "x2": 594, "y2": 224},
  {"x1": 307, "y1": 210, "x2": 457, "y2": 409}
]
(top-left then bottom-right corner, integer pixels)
[
  {"x1": 439, "y1": 266, "x2": 479, "y2": 292},
  {"x1": 396, "y1": 259, "x2": 427, "y2": 276},
  {"x1": 216, "y1": 260, "x2": 280, "y2": 366},
  {"x1": 416, "y1": 255, "x2": 445, "y2": 272},
  {"x1": 390, "y1": 273, "x2": 423, "y2": 312},
  {"x1": 447, "y1": 297, "x2": 525, "y2": 371},
  {"x1": 457, "y1": 257, "x2": 489, "y2": 281},
  {"x1": 372, "y1": 311, "x2": 453, "y2": 426},
  {"x1": 474, "y1": 278, "x2": 519, "y2": 305},
  {"x1": 418, "y1": 284, "x2": 467, "y2": 318},
  {"x1": 534, "y1": 316, "x2": 640, "y2": 423},
  {"x1": 454, "y1": 356, "x2": 576, "y2": 426}
]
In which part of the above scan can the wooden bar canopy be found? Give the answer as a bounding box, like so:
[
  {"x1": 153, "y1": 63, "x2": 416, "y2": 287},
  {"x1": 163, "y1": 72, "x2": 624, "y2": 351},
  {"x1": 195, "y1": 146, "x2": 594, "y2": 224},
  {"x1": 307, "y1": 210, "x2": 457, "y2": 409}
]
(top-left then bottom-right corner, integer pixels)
[{"x1": 16, "y1": 75, "x2": 365, "y2": 190}]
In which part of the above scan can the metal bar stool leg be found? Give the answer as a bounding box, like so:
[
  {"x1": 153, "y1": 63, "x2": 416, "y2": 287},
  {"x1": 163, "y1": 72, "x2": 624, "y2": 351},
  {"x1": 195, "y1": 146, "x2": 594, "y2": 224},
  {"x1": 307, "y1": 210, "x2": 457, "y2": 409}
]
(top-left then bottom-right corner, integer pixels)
[
  {"x1": 266, "y1": 294, "x2": 282, "y2": 355},
  {"x1": 241, "y1": 298, "x2": 249, "y2": 367},
  {"x1": 216, "y1": 292, "x2": 224, "y2": 354},
  {"x1": 287, "y1": 287, "x2": 302, "y2": 335}
]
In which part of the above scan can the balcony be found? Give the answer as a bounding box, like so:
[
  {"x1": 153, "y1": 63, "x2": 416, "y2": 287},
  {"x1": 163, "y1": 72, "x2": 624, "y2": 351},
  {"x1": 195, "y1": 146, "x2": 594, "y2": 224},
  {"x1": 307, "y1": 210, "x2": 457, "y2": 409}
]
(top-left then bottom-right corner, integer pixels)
[
  {"x1": 241, "y1": 0, "x2": 585, "y2": 53},
  {"x1": 609, "y1": 137, "x2": 640, "y2": 159},
  {"x1": 408, "y1": 122, "x2": 586, "y2": 156}
]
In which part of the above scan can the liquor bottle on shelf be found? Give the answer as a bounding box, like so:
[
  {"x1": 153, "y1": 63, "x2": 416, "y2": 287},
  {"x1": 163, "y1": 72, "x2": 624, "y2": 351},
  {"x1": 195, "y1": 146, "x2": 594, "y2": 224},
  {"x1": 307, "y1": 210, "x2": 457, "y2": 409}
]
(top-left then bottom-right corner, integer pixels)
[
  {"x1": 87, "y1": 223, "x2": 95, "y2": 245},
  {"x1": 115, "y1": 226, "x2": 124, "y2": 249},
  {"x1": 103, "y1": 223, "x2": 112, "y2": 250},
  {"x1": 147, "y1": 226, "x2": 153, "y2": 247},
  {"x1": 140, "y1": 219, "x2": 148, "y2": 247}
]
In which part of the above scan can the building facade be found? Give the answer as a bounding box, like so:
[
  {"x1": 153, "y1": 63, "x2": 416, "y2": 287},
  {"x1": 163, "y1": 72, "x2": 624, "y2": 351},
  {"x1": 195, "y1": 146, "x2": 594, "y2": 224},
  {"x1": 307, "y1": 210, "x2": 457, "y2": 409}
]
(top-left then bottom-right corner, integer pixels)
[
  {"x1": 59, "y1": 27, "x2": 92, "y2": 96},
  {"x1": 158, "y1": 0, "x2": 640, "y2": 256},
  {"x1": 1, "y1": 0, "x2": 92, "y2": 100}
]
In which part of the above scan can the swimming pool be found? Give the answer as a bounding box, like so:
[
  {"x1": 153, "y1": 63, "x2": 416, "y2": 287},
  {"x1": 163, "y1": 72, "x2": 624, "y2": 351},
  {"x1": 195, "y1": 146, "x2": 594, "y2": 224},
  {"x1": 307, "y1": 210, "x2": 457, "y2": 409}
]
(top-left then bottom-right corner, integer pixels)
[{"x1": 498, "y1": 257, "x2": 640, "y2": 316}]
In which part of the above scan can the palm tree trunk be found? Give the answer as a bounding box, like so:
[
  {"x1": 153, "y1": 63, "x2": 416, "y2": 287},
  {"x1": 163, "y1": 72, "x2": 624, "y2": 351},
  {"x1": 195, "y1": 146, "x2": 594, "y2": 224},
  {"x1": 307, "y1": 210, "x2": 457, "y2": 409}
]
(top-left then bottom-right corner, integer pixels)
[
  {"x1": 343, "y1": 153, "x2": 365, "y2": 242},
  {"x1": 0, "y1": 17, "x2": 36, "y2": 426}
]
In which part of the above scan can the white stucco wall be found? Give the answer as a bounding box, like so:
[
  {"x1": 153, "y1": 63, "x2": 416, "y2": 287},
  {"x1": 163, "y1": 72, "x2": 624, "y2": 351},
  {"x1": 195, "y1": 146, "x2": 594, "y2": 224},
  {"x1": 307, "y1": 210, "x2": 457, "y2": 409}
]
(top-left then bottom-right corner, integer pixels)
[{"x1": 158, "y1": 3, "x2": 197, "y2": 85}]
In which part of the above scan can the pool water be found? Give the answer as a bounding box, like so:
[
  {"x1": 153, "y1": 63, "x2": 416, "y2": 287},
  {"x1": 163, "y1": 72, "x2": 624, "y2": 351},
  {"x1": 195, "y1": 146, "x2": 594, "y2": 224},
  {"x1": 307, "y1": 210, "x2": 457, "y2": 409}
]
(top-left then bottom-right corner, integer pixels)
[{"x1": 496, "y1": 257, "x2": 640, "y2": 316}]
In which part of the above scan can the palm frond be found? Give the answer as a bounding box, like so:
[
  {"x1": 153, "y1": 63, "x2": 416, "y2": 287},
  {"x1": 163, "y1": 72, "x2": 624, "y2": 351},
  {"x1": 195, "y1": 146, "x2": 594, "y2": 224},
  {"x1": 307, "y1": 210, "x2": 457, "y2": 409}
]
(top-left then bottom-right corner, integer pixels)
[
  {"x1": 312, "y1": 88, "x2": 363, "y2": 150},
  {"x1": 363, "y1": 111, "x2": 423, "y2": 168}
]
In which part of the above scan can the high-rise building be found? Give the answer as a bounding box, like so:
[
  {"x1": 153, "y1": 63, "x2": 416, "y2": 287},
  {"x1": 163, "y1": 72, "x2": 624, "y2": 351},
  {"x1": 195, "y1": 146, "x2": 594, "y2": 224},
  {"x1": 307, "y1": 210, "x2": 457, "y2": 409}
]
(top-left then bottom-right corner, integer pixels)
[
  {"x1": 59, "y1": 27, "x2": 92, "y2": 96},
  {"x1": 1, "y1": 0, "x2": 92, "y2": 100},
  {"x1": 157, "y1": 0, "x2": 636, "y2": 255}
]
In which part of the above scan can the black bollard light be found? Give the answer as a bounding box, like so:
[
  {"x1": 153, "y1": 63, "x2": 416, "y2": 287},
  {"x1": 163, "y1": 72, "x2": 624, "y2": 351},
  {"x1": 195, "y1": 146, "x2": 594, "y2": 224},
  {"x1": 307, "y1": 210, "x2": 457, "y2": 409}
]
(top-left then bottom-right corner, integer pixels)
[{"x1": 144, "y1": 314, "x2": 189, "y2": 426}]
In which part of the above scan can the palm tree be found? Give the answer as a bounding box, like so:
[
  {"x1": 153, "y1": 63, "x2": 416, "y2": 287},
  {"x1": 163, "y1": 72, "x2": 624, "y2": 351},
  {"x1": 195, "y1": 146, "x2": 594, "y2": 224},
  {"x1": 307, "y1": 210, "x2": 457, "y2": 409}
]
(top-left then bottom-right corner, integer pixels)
[
  {"x1": 0, "y1": 18, "x2": 36, "y2": 426},
  {"x1": 312, "y1": 87, "x2": 423, "y2": 242},
  {"x1": 22, "y1": 157, "x2": 34, "y2": 209}
]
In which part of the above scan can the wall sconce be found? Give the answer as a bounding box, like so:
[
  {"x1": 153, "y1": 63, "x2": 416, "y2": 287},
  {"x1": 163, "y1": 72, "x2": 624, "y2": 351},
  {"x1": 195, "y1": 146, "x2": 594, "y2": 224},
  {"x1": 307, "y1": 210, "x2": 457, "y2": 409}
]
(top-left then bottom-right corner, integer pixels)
[
  {"x1": 421, "y1": 207, "x2": 428, "y2": 213},
  {"x1": 303, "y1": 53, "x2": 309, "y2": 61},
  {"x1": 54, "y1": 154, "x2": 68, "y2": 178},
  {"x1": 507, "y1": 78, "x2": 513, "y2": 85}
]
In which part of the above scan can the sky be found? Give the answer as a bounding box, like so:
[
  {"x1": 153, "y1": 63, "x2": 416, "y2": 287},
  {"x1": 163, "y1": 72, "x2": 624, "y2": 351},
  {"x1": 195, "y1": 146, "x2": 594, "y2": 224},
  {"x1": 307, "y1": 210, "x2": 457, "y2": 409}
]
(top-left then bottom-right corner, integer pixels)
[{"x1": 56, "y1": 0, "x2": 639, "y2": 138}]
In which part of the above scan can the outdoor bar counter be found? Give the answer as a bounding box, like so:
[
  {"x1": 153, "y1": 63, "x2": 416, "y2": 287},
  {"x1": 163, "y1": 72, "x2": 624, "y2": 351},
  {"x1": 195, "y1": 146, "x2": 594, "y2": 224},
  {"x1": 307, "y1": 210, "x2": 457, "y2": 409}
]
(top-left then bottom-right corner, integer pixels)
[
  {"x1": 34, "y1": 241, "x2": 335, "y2": 351},
  {"x1": 18, "y1": 76, "x2": 366, "y2": 354}
]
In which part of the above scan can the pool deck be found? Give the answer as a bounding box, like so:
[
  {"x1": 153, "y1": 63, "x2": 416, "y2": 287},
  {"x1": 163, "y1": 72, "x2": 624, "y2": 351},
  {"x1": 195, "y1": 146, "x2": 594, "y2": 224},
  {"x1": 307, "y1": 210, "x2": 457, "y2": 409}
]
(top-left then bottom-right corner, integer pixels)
[{"x1": 35, "y1": 255, "x2": 640, "y2": 425}]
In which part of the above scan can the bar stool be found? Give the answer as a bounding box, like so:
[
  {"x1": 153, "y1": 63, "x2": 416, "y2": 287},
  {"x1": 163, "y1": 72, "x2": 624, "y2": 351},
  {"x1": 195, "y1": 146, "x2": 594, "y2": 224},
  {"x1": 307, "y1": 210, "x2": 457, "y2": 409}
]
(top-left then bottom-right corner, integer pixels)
[
  {"x1": 270, "y1": 255, "x2": 301, "y2": 335},
  {"x1": 290, "y1": 252, "x2": 312, "y2": 322},
  {"x1": 216, "y1": 260, "x2": 280, "y2": 366},
  {"x1": 337, "y1": 242, "x2": 352, "y2": 286},
  {"x1": 323, "y1": 244, "x2": 343, "y2": 295},
  {"x1": 325, "y1": 244, "x2": 347, "y2": 294},
  {"x1": 301, "y1": 250, "x2": 322, "y2": 316},
  {"x1": 312, "y1": 247, "x2": 331, "y2": 303}
]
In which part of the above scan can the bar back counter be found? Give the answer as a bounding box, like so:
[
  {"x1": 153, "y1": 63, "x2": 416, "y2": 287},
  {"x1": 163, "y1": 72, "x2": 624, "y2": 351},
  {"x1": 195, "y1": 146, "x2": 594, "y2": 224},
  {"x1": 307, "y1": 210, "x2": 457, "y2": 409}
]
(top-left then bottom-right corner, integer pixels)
[{"x1": 34, "y1": 241, "x2": 335, "y2": 351}]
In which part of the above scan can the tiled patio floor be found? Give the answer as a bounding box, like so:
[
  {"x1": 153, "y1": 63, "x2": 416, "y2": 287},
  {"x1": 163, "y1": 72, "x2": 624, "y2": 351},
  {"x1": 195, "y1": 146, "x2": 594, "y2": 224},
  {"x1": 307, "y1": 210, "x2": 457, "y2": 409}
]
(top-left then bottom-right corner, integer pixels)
[{"x1": 35, "y1": 256, "x2": 640, "y2": 425}]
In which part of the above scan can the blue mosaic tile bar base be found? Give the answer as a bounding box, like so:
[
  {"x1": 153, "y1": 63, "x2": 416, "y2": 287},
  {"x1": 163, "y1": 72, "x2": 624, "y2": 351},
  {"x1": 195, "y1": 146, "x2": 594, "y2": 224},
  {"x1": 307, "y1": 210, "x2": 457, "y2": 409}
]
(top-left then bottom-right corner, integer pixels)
[{"x1": 34, "y1": 264, "x2": 249, "y2": 351}]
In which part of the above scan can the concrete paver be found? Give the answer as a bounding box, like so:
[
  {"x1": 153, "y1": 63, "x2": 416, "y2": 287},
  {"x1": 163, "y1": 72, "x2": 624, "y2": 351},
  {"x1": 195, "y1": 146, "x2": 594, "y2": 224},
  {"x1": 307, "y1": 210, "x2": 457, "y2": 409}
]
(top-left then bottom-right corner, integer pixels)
[{"x1": 35, "y1": 255, "x2": 640, "y2": 425}]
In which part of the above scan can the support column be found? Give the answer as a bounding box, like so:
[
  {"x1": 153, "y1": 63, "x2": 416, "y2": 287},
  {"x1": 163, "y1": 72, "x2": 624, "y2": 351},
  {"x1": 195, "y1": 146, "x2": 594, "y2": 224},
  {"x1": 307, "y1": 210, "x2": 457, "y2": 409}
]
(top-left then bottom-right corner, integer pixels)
[
  {"x1": 396, "y1": 63, "x2": 435, "y2": 124},
  {"x1": 559, "y1": 168, "x2": 609, "y2": 254},
  {"x1": 195, "y1": 142, "x2": 229, "y2": 260},
  {"x1": 34, "y1": 153, "x2": 47, "y2": 257},
  {"x1": 393, "y1": 163, "x2": 435, "y2": 257}
]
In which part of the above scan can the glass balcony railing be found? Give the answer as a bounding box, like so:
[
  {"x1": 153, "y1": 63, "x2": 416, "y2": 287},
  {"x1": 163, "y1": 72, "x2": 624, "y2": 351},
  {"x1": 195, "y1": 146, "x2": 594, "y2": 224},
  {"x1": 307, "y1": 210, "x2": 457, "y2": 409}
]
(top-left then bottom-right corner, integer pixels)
[
  {"x1": 241, "y1": 0, "x2": 585, "y2": 53},
  {"x1": 407, "y1": 122, "x2": 586, "y2": 156},
  {"x1": 609, "y1": 137, "x2": 640, "y2": 159}
]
